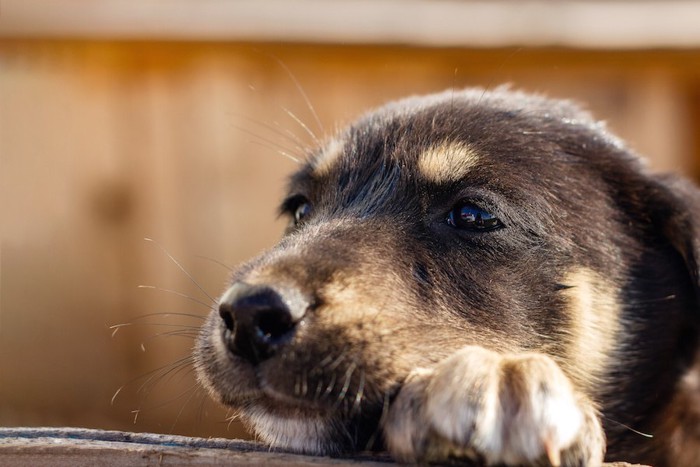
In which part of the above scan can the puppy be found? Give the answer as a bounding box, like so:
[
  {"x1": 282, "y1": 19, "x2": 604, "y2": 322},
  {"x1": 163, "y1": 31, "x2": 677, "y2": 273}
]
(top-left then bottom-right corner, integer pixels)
[{"x1": 194, "y1": 87, "x2": 700, "y2": 466}]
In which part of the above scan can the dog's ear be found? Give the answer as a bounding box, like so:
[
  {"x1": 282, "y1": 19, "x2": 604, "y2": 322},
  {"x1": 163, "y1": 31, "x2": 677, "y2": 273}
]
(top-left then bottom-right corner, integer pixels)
[{"x1": 648, "y1": 175, "x2": 700, "y2": 302}]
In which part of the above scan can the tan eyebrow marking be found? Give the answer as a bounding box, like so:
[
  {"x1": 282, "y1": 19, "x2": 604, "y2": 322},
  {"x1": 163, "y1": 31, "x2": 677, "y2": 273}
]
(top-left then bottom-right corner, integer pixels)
[
  {"x1": 311, "y1": 138, "x2": 344, "y2": 176},
  {"x1": 417, "y1": 142, "x2": 480, "y2": 183}
]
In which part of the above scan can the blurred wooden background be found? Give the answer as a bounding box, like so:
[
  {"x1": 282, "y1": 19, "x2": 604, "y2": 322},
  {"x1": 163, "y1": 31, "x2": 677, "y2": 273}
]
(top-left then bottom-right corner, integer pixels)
[{"x1": 2, "y1": 1, "x2": 700, "y2": 442}]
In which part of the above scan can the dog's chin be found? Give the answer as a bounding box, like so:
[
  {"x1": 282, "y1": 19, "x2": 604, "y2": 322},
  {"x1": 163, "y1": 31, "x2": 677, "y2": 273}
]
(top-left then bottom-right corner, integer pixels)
[
  {"x1": 197, "y1": 359, "x2": 348, "y2": 454},
  {"x1": 206, "y1": 372, "x2": 384, "y2": 455},
  {"x1": 241, "y1": 402, "x2": 339, "y2": 454}
]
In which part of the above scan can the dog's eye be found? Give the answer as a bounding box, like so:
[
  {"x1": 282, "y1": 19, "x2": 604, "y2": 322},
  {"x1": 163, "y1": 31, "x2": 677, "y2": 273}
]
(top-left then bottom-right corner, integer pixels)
[
  {"x1": 280, "y1": 195, "x2": 312, "y2": 228},
  {"x1": 447, "y1": 202, "x2": 502, "y2": 232},
  {"x1": 293, "y1": 202, "x2": 312, "y2": 225}
]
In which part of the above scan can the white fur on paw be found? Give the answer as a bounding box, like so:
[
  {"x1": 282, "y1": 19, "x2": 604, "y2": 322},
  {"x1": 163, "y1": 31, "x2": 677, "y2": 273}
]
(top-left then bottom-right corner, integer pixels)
[{"x1": 385, "y1": 346, "x2": 590, "y2": 466}]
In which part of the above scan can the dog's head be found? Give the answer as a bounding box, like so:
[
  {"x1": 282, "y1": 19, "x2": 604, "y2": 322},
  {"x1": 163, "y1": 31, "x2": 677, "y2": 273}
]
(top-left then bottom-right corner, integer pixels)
[{"x1": 194, "y1": 87, "x2": 700, "y2": 454}]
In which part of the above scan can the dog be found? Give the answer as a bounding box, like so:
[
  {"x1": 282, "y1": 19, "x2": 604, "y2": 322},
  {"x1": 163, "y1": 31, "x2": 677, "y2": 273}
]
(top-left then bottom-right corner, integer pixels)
[{"x1": 194, "y1": 87, "x2": 700, "y2": 466}]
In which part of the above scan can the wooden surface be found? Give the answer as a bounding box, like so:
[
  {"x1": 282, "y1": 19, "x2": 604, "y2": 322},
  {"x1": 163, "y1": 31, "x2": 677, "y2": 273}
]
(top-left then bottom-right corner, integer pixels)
[
  {"x1": 0, "y1": 428, "x2": 392, "y2": 466},
  {"x1": 0, "y1": 427, "x2": 647, "y2": 466}
]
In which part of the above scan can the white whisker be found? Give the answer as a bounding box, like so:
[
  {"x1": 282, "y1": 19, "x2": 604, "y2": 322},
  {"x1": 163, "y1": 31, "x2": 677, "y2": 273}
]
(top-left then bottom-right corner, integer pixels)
[
  {"x1": 270, "y1": 55, "x2": 324, "y2": 135},
  {"x1": 137, "y1": 285, "x2": 216, "y2": 311},
  {"x1": 143, "y1": 238, "x2": 217, "y2": 304},
  {"x1": 282, "y1": 106, "x2": 321, "y2": 146}
]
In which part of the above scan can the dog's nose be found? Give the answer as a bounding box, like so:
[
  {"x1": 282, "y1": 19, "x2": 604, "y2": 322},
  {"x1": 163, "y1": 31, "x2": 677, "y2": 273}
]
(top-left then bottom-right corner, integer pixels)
[{"x1": 218, "y1": 282, "x2": 308, "y2": 363}]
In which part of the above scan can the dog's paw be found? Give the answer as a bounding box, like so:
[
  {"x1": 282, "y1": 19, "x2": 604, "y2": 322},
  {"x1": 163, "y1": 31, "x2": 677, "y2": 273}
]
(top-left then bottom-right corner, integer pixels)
[{"x1": 383, "y1": 346, "x2": 605, "y2": 466}]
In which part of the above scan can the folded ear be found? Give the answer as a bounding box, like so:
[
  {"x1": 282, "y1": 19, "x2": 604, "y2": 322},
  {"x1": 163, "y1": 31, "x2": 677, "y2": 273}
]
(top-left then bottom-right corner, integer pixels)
[{"x1": 649, "y1": 175, "x2": 700, "y2": 304}]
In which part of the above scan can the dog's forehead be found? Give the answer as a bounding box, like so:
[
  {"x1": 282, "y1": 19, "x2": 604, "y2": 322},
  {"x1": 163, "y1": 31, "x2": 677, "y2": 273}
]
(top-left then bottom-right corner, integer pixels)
[
  {"x1": 311, "y1": 102, "x2": 480, "y2": 180},
  {"x1": 308, "y1": 90, "x2": 581, "y2": 185},
  {"x1": 415, "y1": 142, "x2": 481, "y2": 184},
  {"x1": 292, "y1": 88, "x2": 636, "y2": 224},
  {"x1": 312, "y1": 138, "x2": 480, "y2": 185}
]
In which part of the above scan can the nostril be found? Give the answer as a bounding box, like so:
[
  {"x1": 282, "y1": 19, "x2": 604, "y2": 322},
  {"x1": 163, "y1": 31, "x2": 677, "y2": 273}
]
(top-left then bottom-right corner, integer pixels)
[
  {"x1": 256, "y1": 308, "x2": 295, "y2": 345},
  {"x1": 219, "y1": 304, "x2": 235, "y2": 332}
]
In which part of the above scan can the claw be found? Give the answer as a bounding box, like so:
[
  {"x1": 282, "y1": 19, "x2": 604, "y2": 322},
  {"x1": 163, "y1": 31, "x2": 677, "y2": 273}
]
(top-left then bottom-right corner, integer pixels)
[{"x1": 544, "y1": 438, "x2": 561, "y2": 467}]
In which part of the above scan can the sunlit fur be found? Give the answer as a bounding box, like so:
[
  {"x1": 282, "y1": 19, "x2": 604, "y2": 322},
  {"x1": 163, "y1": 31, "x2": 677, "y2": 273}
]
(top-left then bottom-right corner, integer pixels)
[
  {"x1": 417, "y1": 141, "x2": 480, "y2": 184},
  {"x1": 195, "y1": 87, "x2": 700, "y2": 466}
]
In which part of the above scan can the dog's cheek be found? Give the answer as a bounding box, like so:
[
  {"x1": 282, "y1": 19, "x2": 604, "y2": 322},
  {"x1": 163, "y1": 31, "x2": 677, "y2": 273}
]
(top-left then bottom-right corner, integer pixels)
[
  {"x1": 267, "y1": 302, "x2": 431, "y2": 400},
  {"x1": 557, "y1": 268, "x2": 622, "y2": 391}
]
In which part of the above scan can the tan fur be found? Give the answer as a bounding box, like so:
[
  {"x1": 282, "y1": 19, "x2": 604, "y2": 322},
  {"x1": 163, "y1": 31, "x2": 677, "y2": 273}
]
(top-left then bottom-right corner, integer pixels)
[
  {"x1": 417, "y1": 142, "x2": 480, "y2": 184},
  {"x1": 311, "y1": 138, "x2": 344, "y2": 176},
  {"x1": 560, "y1": 269, "x2": 621, "y2": 389}
]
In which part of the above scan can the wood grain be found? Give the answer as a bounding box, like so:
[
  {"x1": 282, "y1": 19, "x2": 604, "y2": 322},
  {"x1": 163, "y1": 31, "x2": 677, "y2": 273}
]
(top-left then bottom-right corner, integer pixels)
[{"x1": 0, "y1": 428, "x2": 648, "y2": 467}]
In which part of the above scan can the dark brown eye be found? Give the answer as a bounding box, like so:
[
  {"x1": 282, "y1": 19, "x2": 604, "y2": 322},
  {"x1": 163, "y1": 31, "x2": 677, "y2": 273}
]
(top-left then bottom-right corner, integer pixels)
[
  {"x1": 280, "y1": 195, "x2": 312, "y2": 229},
  {"x1": 279, "y1": 194, "x2": 312, "y2": 227},
  {"x1": 447, "y1": 202, "x2": 502, "y2": 232},
  {"x1": 294, "y1": 202, "x2": 312, "y2": 225}
]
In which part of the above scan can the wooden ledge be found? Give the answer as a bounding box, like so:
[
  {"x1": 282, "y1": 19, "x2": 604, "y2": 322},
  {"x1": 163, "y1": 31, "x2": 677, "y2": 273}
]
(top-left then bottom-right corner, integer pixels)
[
  {"x1": 0, "y1": 428, "x2": 390, "y2": 466},
  {"x1": 0, "y1": 427, "x2": 645, "y2": 466}
]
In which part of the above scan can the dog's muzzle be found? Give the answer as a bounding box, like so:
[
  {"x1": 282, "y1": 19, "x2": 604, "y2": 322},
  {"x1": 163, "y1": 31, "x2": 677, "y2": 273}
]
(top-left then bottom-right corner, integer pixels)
[{"x1": 218, "y1": 282, "x2": 309, "y2": 364}]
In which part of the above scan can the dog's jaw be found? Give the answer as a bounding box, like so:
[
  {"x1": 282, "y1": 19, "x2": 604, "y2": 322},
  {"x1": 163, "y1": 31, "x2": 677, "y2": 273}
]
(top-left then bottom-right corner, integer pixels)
[{"x1": 243, "y1": 405, "x2": 336, "y2": 454}]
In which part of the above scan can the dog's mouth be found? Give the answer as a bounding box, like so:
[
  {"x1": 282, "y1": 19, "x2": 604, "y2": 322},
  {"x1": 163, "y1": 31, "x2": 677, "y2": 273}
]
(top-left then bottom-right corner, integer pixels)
[
  {"x1": 196, "y1": 326, "x2": 390, "y2": 453},
  {"x1": 194, "y1": 298, "x2": 407, "y2": 454},
  {"x1": 222, "y1": 328, "x2": 386, "y2": 406},
  {"x1": 199, "y1": 308, "x2": 395, "y2": 411}
]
